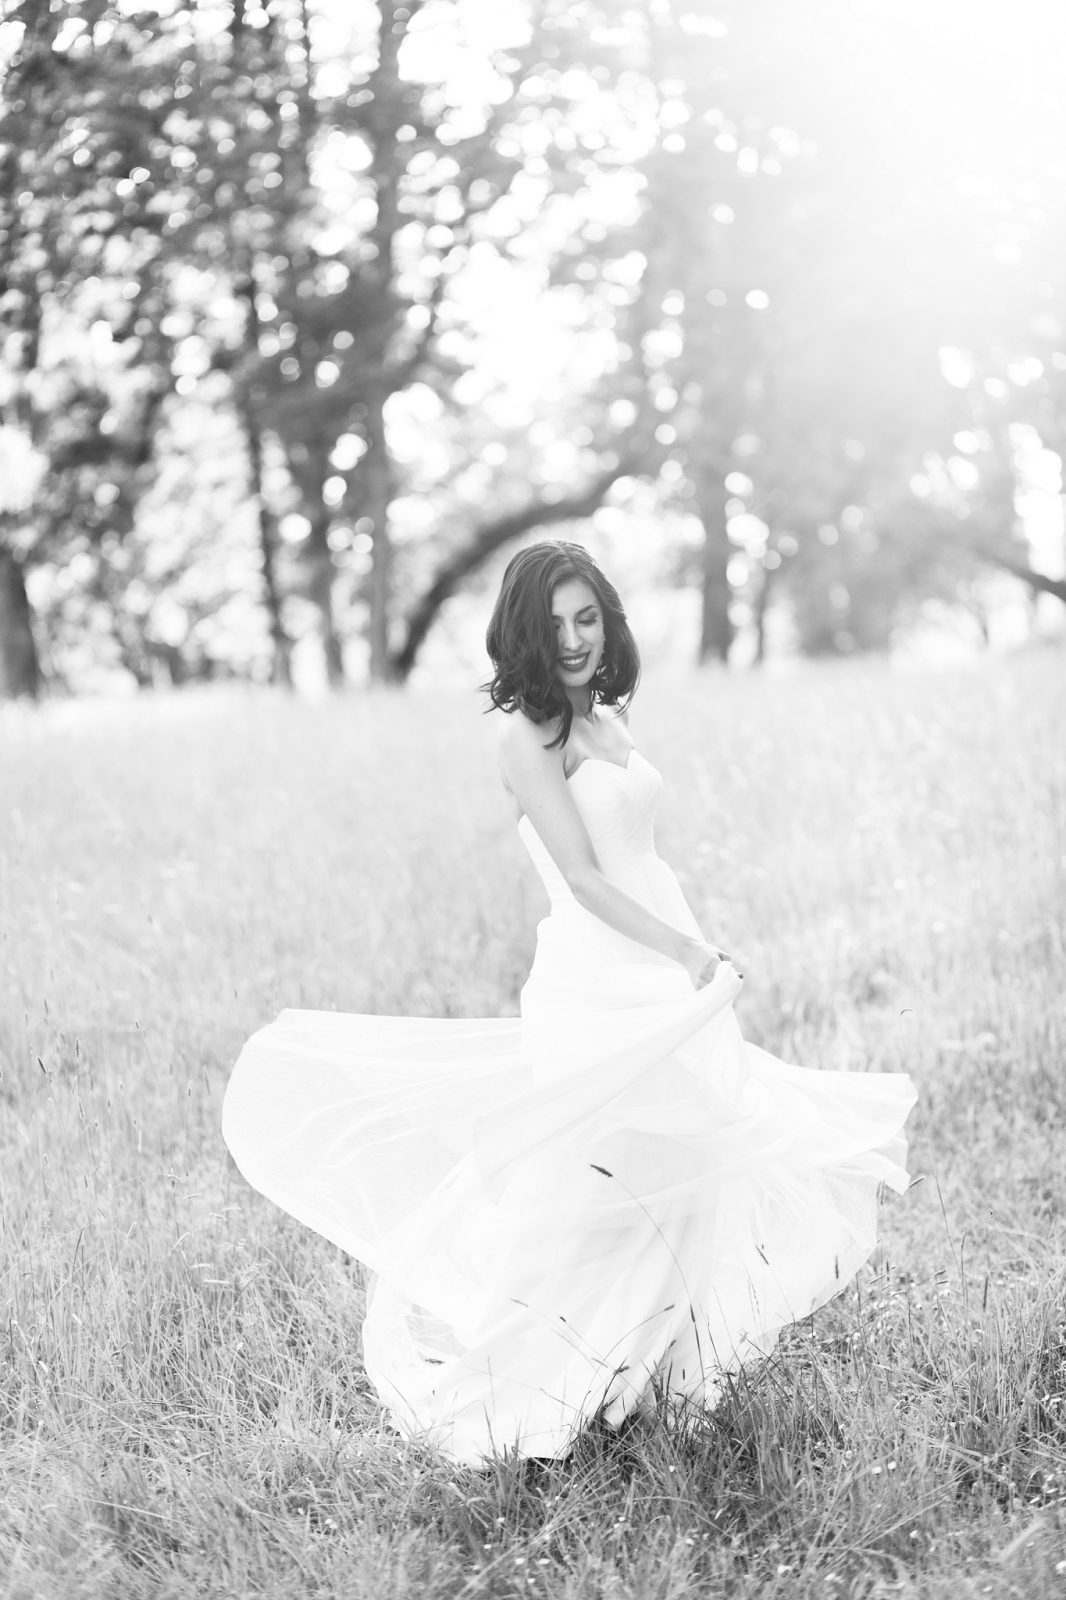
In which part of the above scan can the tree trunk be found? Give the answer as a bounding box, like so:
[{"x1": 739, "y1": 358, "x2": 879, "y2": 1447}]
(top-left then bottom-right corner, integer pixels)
[
  {"x1": 694, "y1": 469, "x2": 733, "y2": 664},
  {"x1": 991, "y1": 555, "x2": 1066, "y2": 607},
  {"x1": 364, "y1": 386, "x2": 395, "y2": 682},
  {"x1": 238, "y1": 388, "x2": 293, "y2": 688},
  {"x1": 361, "y1": 0, "x2": 412, "y2": 682},
  {"x1": 228, "y1": 7, "x2": 293, "y2": 689},
  {"x1": 249, "y1": 427, "x2": 293, "y2": 688},
  {"x1": 0, "y1": 547, "x2": 41, "y2": 699},
  {"x1": 752, "y1": 559, "x2": 775, "y2": 665},
  {"x1": 305, "y1": 496, "x2": 344, "y2": 688}
]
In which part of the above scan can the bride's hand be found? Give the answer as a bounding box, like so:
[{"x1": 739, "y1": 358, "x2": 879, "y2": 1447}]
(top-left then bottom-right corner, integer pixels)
[{"x1": 681, "y1": 940, "x2": 743, "y2": 990}]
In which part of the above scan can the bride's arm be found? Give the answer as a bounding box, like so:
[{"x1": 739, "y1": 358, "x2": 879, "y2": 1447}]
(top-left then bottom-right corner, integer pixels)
[{"x1": 499, "y1": 713, "x2": 722, "y2": 985}]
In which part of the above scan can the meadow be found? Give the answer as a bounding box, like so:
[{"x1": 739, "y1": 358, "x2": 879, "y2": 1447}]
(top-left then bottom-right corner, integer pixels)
[{"x1": 1, "y1": 651, "x2": 1064, "y2": 1599}]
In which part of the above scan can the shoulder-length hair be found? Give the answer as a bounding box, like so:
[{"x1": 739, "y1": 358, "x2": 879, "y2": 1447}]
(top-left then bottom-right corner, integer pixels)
[{"x1": 482, "y1": 540, "x2": 640, "y2": 749}]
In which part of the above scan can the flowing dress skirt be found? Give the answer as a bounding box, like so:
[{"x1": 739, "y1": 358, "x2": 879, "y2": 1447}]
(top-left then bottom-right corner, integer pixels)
[
  {"x1": 224, "y1": 753, "x2": 916, "y2": 1463},
  {"x1": 224, "y1": 940, "x2": 915, "y2": 1464}
]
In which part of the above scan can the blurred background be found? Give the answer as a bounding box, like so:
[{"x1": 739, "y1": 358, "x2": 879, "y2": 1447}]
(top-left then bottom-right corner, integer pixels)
[{"x1": 1, "y1": 0, "x2": 1065, "y2": 699}]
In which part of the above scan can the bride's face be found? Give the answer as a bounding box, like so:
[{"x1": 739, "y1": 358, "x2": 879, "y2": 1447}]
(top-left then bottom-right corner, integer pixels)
[{"x1": 550, "y1": 577, "x2": 606, "y2": 691}]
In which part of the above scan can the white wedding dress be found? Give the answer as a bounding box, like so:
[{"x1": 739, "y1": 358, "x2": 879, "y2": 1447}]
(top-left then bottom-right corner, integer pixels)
[{"x1": 222, "y1": 749, "x2": 916, "y2": 1465}]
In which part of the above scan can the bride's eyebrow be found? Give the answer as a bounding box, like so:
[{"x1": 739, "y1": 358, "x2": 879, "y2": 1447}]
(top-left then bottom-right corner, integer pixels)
[{"x1": 551, "y1": 605, "x2": 599, "y2": 620}]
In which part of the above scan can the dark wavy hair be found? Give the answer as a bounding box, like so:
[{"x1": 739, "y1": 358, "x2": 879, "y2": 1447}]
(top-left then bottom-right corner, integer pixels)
[{"x1": 482, "y1": 541, "x2": 640, "y2": 749}]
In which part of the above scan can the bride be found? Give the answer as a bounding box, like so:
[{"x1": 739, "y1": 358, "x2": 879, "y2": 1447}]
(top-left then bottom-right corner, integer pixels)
[{"x1": 222, "y1": 540, "x2": 916, "y2": 1466}]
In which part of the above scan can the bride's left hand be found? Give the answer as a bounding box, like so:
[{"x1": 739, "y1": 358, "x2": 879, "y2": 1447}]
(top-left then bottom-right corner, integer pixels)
[
  {"x1": 714, "y1": 947, "x2": 744, "y2": 979},
  {"x1": 682, "y1": 941, "x2": 744, "y2": 989}
]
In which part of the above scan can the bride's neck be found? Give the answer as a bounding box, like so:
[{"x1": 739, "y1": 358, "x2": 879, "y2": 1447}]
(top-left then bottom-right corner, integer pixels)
[{"x1": 565, "y1": 687, "x2": 595, "y2": 721}]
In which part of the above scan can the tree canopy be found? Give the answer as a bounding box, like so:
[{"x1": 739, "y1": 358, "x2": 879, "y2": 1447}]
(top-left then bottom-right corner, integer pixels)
[{"x1": 2, "y1": 0, "x2": 1064, "y2": 696}]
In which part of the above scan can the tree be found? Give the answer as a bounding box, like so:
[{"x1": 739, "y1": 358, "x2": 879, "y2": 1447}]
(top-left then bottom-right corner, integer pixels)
[
  {"x1": 0, "y1": 2, "x2": 199, "y2": 692},
  {"x1": 388, "y1": 444, "x2": 652, "y2": 679},
  {"x1": 4, "y1": 0, "x2": 1065, "y2": 695}
]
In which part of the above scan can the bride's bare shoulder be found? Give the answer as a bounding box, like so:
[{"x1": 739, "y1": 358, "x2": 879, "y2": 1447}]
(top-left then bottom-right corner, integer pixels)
[
  {"x1": 498, "y1": 707, "x2": 562, "y2": 752},
  {"x1": 497, "y1": 709, "x2": 564, "y2": 780}
]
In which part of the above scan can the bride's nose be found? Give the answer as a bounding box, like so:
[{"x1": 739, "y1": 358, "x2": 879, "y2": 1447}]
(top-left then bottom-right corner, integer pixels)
[{"x1": 560, "y1": 622, "x2": 579, "y2": 651}]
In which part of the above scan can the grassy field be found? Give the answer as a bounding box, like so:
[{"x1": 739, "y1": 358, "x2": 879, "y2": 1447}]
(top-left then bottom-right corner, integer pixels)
[{"x1": 1, "y1": 651, "x2": 1064, "y2": 1599}]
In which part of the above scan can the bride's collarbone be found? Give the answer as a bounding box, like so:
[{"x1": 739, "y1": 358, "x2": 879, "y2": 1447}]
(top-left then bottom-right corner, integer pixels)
[{"x1": 562, "y1": 737, "x2": 636, "y2": 779}]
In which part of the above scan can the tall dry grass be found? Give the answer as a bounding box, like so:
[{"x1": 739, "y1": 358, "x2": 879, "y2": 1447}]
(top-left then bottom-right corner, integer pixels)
[{"x1": 1, "y1": 651, "x2": 1064, "y2": 1598}]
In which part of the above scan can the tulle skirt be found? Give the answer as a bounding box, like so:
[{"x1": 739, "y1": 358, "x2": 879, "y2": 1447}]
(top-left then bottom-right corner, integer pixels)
[{"x1": 222, "y1": 948, "x2": 916, "y2": 1465}]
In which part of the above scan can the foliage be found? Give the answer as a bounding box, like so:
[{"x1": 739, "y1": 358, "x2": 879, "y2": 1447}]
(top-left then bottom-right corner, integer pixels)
[{"x1": 1, "y1": 1, "x2": 1065, "y2": 696}]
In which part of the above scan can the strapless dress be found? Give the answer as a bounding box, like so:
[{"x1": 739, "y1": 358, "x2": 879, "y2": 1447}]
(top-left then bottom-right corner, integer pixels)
[{"x1": 222, "y1": 749, "x2": 916, "y2": 1464}]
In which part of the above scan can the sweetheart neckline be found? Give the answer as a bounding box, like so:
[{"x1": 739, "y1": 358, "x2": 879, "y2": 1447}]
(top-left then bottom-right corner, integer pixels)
[
  {"x1": 515, "y1": 748, "x2": 644, "y2": 830},
  {"x1": 566, "y1": 747, "x2": 639, "y2": 782}
]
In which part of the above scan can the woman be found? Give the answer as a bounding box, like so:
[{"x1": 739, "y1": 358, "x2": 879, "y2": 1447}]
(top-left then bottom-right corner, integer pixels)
[{"x1": 222, "y1": 541, "x2": 916, "y2": 1466}]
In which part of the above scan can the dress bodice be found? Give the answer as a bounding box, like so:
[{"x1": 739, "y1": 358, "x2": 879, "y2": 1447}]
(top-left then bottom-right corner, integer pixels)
[{"x1": 516, "y1": 749, "x2": 665, "y2": 907}]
